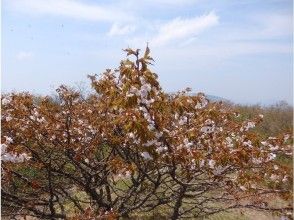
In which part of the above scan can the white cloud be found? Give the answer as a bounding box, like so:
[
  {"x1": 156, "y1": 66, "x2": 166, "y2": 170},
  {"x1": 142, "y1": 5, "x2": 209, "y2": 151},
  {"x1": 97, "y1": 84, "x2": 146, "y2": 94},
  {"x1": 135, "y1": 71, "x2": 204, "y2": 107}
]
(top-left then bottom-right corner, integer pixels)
[
  {"x1": 16, "y1": 51, "x2": 33, "y2": 60},
  {"x1": 126, "y1": 12, "x2": 219, "y2": 48},
  {"x1": 213, "y1": 12, "x2": 292, "y2": 43},
  {"x1": 151, "y1": 12, "x2": 219, "y2": 46},
  {"x1": 117, "y1": 0, "x2": 200, "y2": 8},
  {"x1": 108, "y1": 23, "x2": 136, "y2": 36},
  {"x1": 139, "y1": 0, "x2": 199, "y2": 6},
  {"x1": 6, "y1": 0, "x2": 132, "y2": 22}
]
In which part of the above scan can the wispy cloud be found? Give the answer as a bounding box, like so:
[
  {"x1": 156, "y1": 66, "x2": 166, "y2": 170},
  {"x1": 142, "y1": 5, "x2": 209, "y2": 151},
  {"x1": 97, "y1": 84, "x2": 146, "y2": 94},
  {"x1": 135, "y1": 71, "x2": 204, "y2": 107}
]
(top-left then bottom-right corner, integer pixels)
[
  {"x1": 16, "y1": 51, "x2": 33, "y2": 61},
  {"x1": 151, "y1": 12, "x2": 219, "y2": 46},
  {"x1": 108, "y1": 23, "x2": 136, "y2": 36},
  {"x1": 218, "y1": 12, "x2": 293, "y2": 42},
  {"x1": 130, "y1": 0, "x2": 200, "y2": 6},
  {"x1": 126, "y1": 12, "x2": 219, "y2": 47},
  {"x1": 255, "y1": 13, "x2": 292, "y2": 39},
  {"x1": 5, "y1": 0, "x2": 132, "y2": 22}
]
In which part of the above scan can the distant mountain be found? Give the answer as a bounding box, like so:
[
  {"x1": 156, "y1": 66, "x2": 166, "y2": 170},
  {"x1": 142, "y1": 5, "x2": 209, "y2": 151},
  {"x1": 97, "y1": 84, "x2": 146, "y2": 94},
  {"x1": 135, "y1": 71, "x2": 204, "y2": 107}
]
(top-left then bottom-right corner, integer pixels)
[
  {"x1": 167, "y1": 92, "x2": 229, "y2": 102},
  {"x1": 186, "y1": 93, "x2": 229, "y2": 102},
  {"x1": 206, "y1": 95, "x2": 229, "y2": 102}
]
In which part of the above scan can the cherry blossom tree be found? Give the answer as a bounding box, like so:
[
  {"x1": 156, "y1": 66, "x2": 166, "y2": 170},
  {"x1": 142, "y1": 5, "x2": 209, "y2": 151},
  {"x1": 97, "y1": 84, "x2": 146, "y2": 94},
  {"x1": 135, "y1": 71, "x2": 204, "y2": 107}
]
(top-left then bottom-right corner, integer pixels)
[{"x1": 1, "y1": 47, "x2": 293, "y2": 219}]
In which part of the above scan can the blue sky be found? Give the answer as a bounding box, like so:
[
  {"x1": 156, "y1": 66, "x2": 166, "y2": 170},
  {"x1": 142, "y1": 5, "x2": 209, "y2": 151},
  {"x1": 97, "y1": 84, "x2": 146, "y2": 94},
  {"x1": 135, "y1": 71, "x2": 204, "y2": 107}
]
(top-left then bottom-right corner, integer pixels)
[{"x1": 2, "y1": 0, "x2": 293, "y2": 104}]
